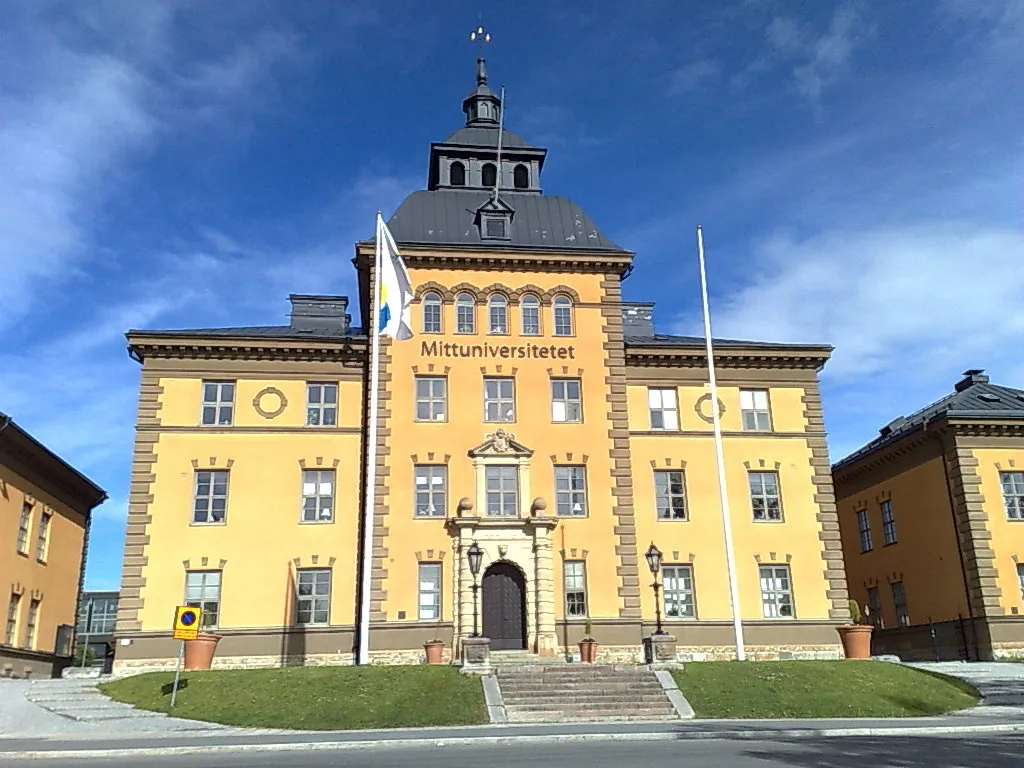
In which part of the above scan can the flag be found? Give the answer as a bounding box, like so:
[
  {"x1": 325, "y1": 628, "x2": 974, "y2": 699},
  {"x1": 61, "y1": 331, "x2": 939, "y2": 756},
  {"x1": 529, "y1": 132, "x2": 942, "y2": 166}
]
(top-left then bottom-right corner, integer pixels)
[{"x1": 376, "y1": 214, "x2": 414, "y2": 340}]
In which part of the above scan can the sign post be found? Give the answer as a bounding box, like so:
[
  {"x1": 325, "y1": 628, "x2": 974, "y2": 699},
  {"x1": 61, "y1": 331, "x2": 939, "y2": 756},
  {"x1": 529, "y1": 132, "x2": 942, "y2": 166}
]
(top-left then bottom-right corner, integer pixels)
[{"x1": 169, "y1": 606, "x2": 201, "y2": 709}]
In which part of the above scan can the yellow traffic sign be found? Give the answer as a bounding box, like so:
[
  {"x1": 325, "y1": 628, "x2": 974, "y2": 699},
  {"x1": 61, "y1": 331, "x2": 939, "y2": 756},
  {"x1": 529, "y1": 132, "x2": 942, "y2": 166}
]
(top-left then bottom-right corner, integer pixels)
[{"x1": 173, "y1": 605, "x2": 202, "y2": 640}]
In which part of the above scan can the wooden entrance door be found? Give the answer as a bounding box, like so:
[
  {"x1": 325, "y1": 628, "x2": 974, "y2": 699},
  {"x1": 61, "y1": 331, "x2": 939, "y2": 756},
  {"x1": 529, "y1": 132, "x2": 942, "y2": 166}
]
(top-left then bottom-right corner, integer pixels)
[{"x1": 482, "y1": 562, "x2": 527, "y2": 650}]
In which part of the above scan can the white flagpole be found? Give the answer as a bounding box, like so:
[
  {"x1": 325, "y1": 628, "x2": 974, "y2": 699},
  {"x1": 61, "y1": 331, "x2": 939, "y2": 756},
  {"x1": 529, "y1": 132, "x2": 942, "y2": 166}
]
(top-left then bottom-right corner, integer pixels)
[
  {"x1": 696, "y1": 225, "x2": 746, "y2": 662},
  {"x1": 357, "y1": 212, "x2": 385, "y2": 665},
  {"x1": 493, "y1": 85, "x2": 506, "y2": 200}
]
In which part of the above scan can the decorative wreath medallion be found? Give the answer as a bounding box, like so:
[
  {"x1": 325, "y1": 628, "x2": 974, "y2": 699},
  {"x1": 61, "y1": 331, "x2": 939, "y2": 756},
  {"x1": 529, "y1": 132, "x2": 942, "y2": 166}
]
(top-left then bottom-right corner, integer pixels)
[
  {"x1": 694, "y1": 393, "x2": 727, "y2": 424},
  {"x1": 253, "y1": 387, "x2": 288, "y2": 419}
]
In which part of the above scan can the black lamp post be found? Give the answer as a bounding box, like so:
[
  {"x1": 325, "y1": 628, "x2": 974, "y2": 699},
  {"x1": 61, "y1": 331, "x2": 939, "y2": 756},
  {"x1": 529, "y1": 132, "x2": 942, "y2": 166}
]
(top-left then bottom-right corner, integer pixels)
[
  {"x1": 467, "y1": 541, "x2": 484, "y2": 637},
  {"x1": 645, "y1": 542, "x2": 666, "y2": 636}
]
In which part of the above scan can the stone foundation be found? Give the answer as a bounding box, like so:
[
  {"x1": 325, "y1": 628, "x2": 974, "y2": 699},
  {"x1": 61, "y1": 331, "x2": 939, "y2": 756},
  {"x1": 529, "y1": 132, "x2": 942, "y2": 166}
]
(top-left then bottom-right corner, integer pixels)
[
  {"x1": 675, "y1": 644, "x2": 843, "y2": 662},
  {"x1": 992, "y1": 643, "x2": 1024, "y2": 660}
]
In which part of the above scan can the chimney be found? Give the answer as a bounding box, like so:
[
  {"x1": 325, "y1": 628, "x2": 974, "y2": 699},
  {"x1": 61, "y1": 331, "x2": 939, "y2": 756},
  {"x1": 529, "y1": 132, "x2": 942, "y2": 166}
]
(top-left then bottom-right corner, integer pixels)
[
  {"x1": 288, "y1": 294, "x2": 350, "y2": 334},
  {"x1": 621, "y1": 302, "x2": 655, "y2": 338},
  {"x1": 954, "y1": 369, "x2": 989, "y2": 393},
  {"x1": 879, "y1": 416, "x2": 908, "y2": 437}
]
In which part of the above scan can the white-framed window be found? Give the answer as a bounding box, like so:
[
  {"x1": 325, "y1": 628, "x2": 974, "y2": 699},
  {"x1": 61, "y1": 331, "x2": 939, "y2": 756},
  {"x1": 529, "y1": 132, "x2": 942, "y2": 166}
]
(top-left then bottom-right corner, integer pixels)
[
  {"x1": 484, "y1": 378, "x2": 516, "y2": 422},
  {"x1": 551, "y1": 378, "x2": 582, "y2": 423},
  {"x1": 81, "y1": 597, "x2": 118, "y2": 635},
  {"x1": 1017, "y1": 563, "x2": 1024, "y2": 602},
  {"x1": 521, "y1": 294, "x2": 541, "y2": 335},
  {"x1": 16, "y1": 501, "x2": 31, "y2": 554},
  {"x1": 415, "y1": 376, "x2": 448, "y2": 422},
  {"x1": 185, "y1": 571, "x2": 221, "y2": 629},
  {"x1": 663, "y1": 565, "x2": 695, "y2": 619},
  {"x1": 555, "y1": 466, "x2": 587, "y2": 517},
  {"x1": 193, "y1": 470, "x2": 229, "y2": 524},
  {"x1": 306, "y1": 383, "x2": 338, "y2": 426},
  {"x1": 740, "y1": 389, "x2": 772, "y2": 431},
  {"x1": 418, "y1": 563, "x2": 442, "y2": 620},
  {"x1": 301, "y1": 469, "x2": 335, "y2": 523},
  {"x1": 749, "y1": 471, "x2": 783, "y2": 521},
  {"x1": 655, "y1": 470, "x2": 687, "y2": 521},
  {"x1": 456, "y1": 293, "x2": 476, "y2": 333},
  {"x1": 857, "y1": 509, "x2": 873, "y2": 552},
  {"x1": 201, "y1": 380, "x2": 235, "y2": 426},
  {"x1": 759, "y1": 565, "x2": 794, "y2": 618},
  {"x1": 35, "y1": 512, "x2": 51, "y2": 562},
  {"x1": 422, "y1": 291, "x2": 442, "y2": 333},
  {"x1": 296, "y1": 569, "x2": 331, "y2": 625},
  {"x1": 648, "y1": 387, "x2": 679, "y2": 430},
  {"x1": 881, "y1": 500, "x2": 897, "y2": 545},
  {"x1": 485, "y1": 465, "x2": 519, "y2": 517},
  {"x1": 867, "y1": 586, "x2": 884, "y2": 629},
  {"x1": 24, "y1": 599, "x2": 39, "y2": 649},
  {"x1": 553, "y1": 296, "x2": 574, "y2": 336},
  {"x1": 891, "y1": 581, "x2": 909, "y2": 627},
  {"x1": 563, "y1": 561, "x2": 587, "y2": 617},
  {"x1": 5, "y1": 593, "x2": 20, "y2": 646},
  {"x1": 488, "y1": 294, "x2": 509, "y2": 334},
  {"x1": 414, "y1": 465, "x2": 447, "y2": 518},
  {"x1": 1001, "y1": 471, "x2": 1024, "y2": 519}
]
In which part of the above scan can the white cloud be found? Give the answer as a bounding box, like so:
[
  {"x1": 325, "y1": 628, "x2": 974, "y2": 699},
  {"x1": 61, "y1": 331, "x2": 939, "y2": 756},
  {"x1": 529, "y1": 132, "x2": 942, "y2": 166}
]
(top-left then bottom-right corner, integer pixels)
[{"x1": 667, "y1": 59, "x2": 721, "y2": 95}]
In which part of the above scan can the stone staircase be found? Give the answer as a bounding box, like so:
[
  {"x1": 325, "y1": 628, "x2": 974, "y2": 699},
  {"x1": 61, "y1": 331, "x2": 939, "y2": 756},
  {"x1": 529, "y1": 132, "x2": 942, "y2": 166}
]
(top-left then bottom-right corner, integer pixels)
[{"x1": 495, "y1": 664, "x2": 680, "y2": 723}]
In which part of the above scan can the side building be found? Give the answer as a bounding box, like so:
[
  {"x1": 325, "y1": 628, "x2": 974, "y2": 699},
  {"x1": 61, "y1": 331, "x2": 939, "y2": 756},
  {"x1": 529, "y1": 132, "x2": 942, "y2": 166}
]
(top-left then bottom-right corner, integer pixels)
[
  {"x1": 0, "y1": 411, "x2": 107, "y2": 678},
  {"x1": 114, "y1": 59, "x2": 849, "y2": 672},
  {"x1": 77, "y1": 590, "x2": 120, "y2": 673},
  {"x1": 833, "y1": 369, "x2": 1024, "y2": 660}
]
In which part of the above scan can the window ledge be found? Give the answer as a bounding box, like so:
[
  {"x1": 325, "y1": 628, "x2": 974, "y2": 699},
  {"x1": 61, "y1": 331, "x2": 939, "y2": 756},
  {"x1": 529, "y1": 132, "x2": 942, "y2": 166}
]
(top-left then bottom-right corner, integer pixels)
[
  {"x1": 189, "y1": 522, "x2": 228, "y2": 528},
  {"x1": 298, "y1": 520, "x2": 335, "y2": 525},
  {"x1": 16, "y1": 550, "x2": 29, "y2": 558},
  {"x1": 883, "y1": 541, "x2": 899, "y2": 547}
]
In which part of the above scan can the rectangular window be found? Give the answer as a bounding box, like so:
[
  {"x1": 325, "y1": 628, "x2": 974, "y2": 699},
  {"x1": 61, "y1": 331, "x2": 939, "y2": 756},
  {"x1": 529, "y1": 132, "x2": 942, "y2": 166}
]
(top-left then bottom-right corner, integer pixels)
[
  {"x1": 193, "y1": 470, "x2": 229, "y2": 524},
  {"x1": 296, "y1": 569, "x2": 331, "y2": 625},
  {"x1": 200, "y1": 380, "x2": 235, "y2": 426},
  {"x1": 35, "y1": 512, "x2": 51, "y2": 562},
  {"x1": 759, "y1": 565, "x2": 794, "y2": 618},
  {"x1": 740, "y1": 389, "x2": 772, "y2": 431},
  {"x1": 521, "y1": 300, "x2": 540, "y2": 335},
  {"x1": 654, "y1": 470, "x2": 687, "y2": 521},
  {"x1": 485, "y1": 465, "x2": 519, "y2": 517},
  {"x1": 306, "y1": 383, "x2": 338, "y2": 426},
  {"x1": 5, "y1": 594, "x2": 20, "y2": 646},
  {"x1": 484, "y1": 378, "x2": 516, "y2": 422},
  {"x1": 185, "y1": 571, "x2": 221, "y2": 629},
  {"x1": 418, "y1": 563, "x2": 442, "y2": 620},
  {"x1": 414, "y1": 465, "x2": 447, "y2": 517},
  {"x1": 881, "y1": 500, "x2": 897, "y2": 545},
  {"x1": 663, "y1": 565, "x2": 696, "y2": 619},
  {"x1": 87, "y1": 598, "x2": 118, "y2": 635},
  {"x1": 867, "y1": 586, "x2": 884, "y2": 629},
  {"x1": 301, "y1": 470, "x2": 335, "y2": 523},
  {"x1": 857, "y1": 509, "x2": 873, "y2": 552},
  {"x1": 555, "y1": 466, "x2": 587, "y2": 517},
  {"x1": 648, "y1": 387, "x2": 679, "y2": 430},
  {"x1": 24, "y1": 599, "x2": 40, "y2": 649},
  {"x1": 415, "y1": 376, "x2": 448, "y2": 422},
  {"x1": 423, "y1": 298, "x2": 442, "y2": 334},
  {"x1": 456, "y1": 298, "x2": 475, "y2": 333},
  {"x1": 16, "y1": 501, "x2": 31, "y2": 554},
  {"x1": 551, "y1": 378, "x2": 582, "y2": 423},
  {"x1": 1001, "y1": 471, "x2": 1024, "y2": 520},
  {"x1": 563, "y1": 561, "x2": 587, "y2": 617},
  {"x1": 749, "y1": 471, "x2": 783, "y2": 521},
  {"x1": 891, "y1": 581, "x2": 909, "y2": 627},
  {"x1": 1018, "y1": 563, "x2": 1024, "y2": 601}
]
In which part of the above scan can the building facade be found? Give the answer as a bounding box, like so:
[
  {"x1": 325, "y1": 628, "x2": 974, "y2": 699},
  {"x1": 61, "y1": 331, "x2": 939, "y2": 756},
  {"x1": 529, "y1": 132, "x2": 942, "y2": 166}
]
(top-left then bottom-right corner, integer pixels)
[
  {"x1": 834, "y1": 369, "x2": 1024, "y2": 660},
  {"x1": 0, "y1": 412, "x2": 107, "y2": 678},
  {"x1": 114, "y1": 60, "x2": 849, "y2": 672},
  {"x1": 77, "y1": 590, "x2": 119, "y2": 673}
]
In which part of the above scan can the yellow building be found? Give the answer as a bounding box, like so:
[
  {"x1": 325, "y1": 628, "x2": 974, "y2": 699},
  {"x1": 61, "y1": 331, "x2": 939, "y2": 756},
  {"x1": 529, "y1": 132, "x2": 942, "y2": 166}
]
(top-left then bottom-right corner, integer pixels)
[
  {"x1": 114, "y1": 60, "x2": 849, "y2": 671},
  {"x1": 834, "y1": 369, "x2": 1024, "y2": 660},
  {"x1": 1, "y1": 411, "x2": 107, "y2": 678}
]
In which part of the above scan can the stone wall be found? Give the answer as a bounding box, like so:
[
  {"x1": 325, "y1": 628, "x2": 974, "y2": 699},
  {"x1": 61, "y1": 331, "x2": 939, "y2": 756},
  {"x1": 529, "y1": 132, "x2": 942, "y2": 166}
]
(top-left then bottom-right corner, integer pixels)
[
  {"x1": 676, "y1": 644, "x2": 842, "y2": 662},
  {"x1": 1, "y1": 648, "x2": 59, "y2": 679}
]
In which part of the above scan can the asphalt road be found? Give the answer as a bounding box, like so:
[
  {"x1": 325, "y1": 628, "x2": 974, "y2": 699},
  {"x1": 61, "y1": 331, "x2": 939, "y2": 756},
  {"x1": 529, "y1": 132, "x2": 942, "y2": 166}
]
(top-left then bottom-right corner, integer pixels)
[{"x1": 4, "y1": 735, "x2": 1024, "y2": 768}]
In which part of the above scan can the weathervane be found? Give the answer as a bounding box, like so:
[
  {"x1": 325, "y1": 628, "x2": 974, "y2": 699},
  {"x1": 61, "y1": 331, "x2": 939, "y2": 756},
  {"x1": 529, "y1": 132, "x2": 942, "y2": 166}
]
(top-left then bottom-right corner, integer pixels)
[{"x1": 469, "y1": 25, "x2": 491, "y2": 57}]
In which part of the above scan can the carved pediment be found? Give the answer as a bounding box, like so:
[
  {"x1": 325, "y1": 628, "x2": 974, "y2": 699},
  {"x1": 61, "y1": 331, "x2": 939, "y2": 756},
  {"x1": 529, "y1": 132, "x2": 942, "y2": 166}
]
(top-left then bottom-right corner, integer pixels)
[{"x1": 469, "y1": 428, "x2": 533, "y2": 458}]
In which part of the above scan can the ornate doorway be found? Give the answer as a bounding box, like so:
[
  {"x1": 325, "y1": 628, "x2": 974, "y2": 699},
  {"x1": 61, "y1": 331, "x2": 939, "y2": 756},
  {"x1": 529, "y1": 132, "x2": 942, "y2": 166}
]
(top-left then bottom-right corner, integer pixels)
[{"x1": 482, "y1": 562, "x2": 527, "y2": 650}]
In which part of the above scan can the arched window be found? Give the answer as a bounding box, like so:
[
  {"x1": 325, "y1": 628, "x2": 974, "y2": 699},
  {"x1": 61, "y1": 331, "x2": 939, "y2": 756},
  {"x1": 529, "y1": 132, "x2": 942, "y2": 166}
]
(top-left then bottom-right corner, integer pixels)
[
  {"x1": 456, "y1": 293, "x2": 476, "y2": 334},
  {"x1": 422, "y1": 292, "x2": 442, "y2": 333},
  {"x1": 481, "y1": 163, "x2": 497, "y2": 188},
  {"x1": 449, "y1": 161, "x2": 465, "y2": 187},
  {"x1": 513, "y1": 164, "x2": 529, "y2": 189},
  {"x1": 488, "y1": 294, "x2": 508, "y2": 334},
  {"x1": 520, "y1": 294, "x2": 540, "y2": 335},
  {"x1": 553, "y1": 296, "x2": 574, "y2": 336}
]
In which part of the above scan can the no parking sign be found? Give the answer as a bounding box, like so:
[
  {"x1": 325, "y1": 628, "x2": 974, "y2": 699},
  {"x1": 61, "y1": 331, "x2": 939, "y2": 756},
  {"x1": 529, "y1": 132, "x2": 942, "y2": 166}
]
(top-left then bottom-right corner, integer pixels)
[{"x1": 172, "y1": 605, "x2": 202, "y2": 641}]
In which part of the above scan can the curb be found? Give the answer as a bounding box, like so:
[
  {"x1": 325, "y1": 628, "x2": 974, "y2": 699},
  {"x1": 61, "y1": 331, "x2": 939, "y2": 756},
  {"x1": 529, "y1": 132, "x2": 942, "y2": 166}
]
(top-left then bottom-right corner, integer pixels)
[{"x1": 3, "y1": 721, "x2": 1024, "y2": 760}]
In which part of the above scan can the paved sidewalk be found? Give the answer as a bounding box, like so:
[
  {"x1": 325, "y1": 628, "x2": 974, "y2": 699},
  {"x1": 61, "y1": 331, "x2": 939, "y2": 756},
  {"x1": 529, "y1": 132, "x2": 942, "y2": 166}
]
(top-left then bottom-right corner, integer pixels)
[{"x1": 908, "y1": 661, "x2": 1024, "y2": 718}]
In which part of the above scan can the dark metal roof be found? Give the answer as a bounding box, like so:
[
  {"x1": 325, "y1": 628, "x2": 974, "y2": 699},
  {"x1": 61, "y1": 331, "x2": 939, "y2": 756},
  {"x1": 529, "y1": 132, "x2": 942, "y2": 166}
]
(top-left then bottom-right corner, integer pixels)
[
  {"x1": 625, "y1": 334, "x2": 832, "y2": 351},
  {"x1": 127, "y1": 326, "x2": 366, "y2": 342},
  {"x1": 385, "y1": 189, "x2": 626, "y2": 252},
  {"x1": 442, "y1": 126, "x2": 534, "y2": 149}
]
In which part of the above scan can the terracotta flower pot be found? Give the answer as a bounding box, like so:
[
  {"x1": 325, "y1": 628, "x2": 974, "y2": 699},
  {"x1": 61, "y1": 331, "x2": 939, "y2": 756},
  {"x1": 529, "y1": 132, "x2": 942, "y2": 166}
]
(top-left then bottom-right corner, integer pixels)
[
  {"x1": 578, "y1": 638, "x2": 598, "y2": 664},
  {"x1": 424, "y1": 641, "x2": 445, "y2": 664},
  {"x1": 184, "y1": 632, "x2": 223, "y2": 670},
  {"x1": 836, "y1": 625, "x2": 873, "y2": 659}
]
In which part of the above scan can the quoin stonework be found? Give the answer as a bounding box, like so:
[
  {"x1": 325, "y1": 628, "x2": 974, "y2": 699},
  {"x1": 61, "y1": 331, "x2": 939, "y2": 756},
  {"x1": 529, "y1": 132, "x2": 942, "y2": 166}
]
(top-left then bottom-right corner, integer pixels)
[{"x1": 113, "y1": 58, "x2": 851, "y2": 672}]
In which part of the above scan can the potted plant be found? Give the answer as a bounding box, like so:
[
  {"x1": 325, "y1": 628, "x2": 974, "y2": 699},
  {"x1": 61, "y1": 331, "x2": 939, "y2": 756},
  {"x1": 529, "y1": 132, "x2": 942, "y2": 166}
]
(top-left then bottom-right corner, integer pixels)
[
  {"x1": 424, "y1": 617, "x2": 445, "y2": 664},
  {"x1": 578, "y1": 619, "x2": 598, "y2": 663},
  {"x1": 184, "y1": 631, "x2": 223, "y2": 670},
  {"x1": 836, "y1": 599, "x2": 873, "y2": 660}
]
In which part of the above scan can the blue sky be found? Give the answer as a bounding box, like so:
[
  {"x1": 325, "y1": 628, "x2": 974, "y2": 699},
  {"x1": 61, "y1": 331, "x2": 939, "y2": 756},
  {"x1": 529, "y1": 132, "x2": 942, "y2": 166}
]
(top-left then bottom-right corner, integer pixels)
[{"x1": 1, "y1": 1, "x2": 1020, "y2": 591}]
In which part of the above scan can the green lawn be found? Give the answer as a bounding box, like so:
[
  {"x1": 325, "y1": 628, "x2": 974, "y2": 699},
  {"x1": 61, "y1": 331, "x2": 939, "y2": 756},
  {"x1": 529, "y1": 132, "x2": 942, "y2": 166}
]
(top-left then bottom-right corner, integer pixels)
[
  {"x1": 101, "y1": 666, "x2": 488, "y2": 730},
  {"x1": 672, "y1": 661, "x2": 979, "y2": 719}
]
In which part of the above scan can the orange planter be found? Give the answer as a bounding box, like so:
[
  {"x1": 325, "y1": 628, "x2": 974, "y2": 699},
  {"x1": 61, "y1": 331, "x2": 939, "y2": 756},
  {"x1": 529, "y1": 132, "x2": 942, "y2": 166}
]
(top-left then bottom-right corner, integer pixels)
[
  {"x1": 184, "y1": 633, "x2": 223, "y2": 670},
  {"x1": 578, "y1": 638, "x2": 598, "y2": 663},
  {"x1": 836, "y1": 625, "x2": 873, "y2": 659},
  {"x1": 424, "y1": 641, "x2": 445, "y2": 664}
]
